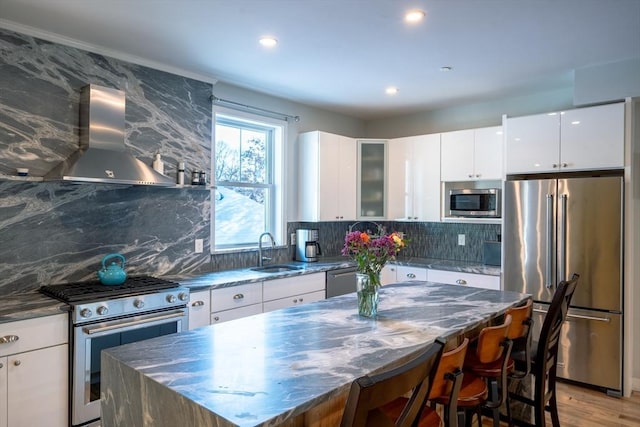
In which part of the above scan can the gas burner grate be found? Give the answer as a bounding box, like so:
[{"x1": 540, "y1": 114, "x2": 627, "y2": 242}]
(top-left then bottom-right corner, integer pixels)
[{"x1": 39, "y1": 276, "x2": 179, "y2": 303}]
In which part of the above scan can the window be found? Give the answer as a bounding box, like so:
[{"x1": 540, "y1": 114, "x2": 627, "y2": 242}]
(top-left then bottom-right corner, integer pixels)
[{"x1": 213, "y1": 110, "x2": 285, "y2": 251}]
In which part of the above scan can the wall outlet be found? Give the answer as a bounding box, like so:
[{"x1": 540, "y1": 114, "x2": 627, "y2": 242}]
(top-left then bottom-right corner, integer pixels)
[
  {"x1": 290, "y1": 233, "x2": 296, "y2": 246},
  {"x1": 194, "y1": 238, "x2": 204, "y2": 253},
  {"x1": 457, "y1": 234, "x2": 465, "y2": 246}
]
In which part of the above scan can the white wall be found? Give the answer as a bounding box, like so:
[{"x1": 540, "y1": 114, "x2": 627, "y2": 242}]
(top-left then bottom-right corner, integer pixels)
[
  {"x1": 210, "y1": 81, "x2": 366, "y2": 223},
  {"x1": 575, "y1": 58, "x2": 640, "y2": 106},
  {"x1": 364, "y1": 87, "x2": 574, "y2": 139}
]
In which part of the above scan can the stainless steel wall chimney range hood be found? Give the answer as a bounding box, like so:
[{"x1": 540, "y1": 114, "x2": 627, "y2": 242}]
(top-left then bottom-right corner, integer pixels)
[{"x1": 45, "y1": 84, "x2": 174, "y2": 186}]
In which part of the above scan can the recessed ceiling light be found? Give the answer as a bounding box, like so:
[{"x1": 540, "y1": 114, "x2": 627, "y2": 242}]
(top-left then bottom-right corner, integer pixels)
[
  {"x1": 440, "y1": 66, "x2": 453, "y2": 72},
  {"x1": 385, "y1": 87, "x2": 399, "y2": 95},
  {"x1": 405, "y1": 10, "x2": 426, "y2": 23},
  {"x1": 259, "y1": 36, "x2": 278, "y2": 47}
]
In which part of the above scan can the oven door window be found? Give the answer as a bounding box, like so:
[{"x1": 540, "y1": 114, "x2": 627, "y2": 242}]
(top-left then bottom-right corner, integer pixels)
[{"x1": 87, "y1": 323, "x2": 178, "y2": 401}]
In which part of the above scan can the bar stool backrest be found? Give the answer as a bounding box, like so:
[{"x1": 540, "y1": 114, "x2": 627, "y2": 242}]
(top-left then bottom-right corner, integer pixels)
[
  {"x1": 340, "y1": 338, "x2": 445, "y2": 427},
  {"x1": 536, "y1": 273, "x2": 580, "y2": 384},
  {"x1": 428, "y1": 337, "x2": 468, "y2": 399},
  {"x1": 506, "y1": 299, "x2": 533, "y2": 340},
  {"x1": 475, "y1": 314, "x2": 512, "y2": 364}
]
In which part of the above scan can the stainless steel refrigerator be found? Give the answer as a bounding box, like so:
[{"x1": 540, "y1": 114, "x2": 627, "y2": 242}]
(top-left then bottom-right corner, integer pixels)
[{"x1": 503, "y1": 172, "x2": 623, "y2": 396}]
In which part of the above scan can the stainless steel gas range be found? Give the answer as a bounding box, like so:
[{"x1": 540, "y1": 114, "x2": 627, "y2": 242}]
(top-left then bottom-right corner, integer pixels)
[{"x1": 41, "y1": 276, "x2": 190, "y2": 427}]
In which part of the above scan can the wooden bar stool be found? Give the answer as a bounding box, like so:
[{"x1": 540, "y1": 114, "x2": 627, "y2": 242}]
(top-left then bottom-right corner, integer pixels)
[
  {"x1": 460, "y1": 314, "x2": 513, "y2": 427},
  {"x1": 340, "y1": 338, "x2": 445, "y2": 427},
  {"x1": 383, "y1": 338, "x2": 469, "y2": 427},
  {"x1": 503, "y1": 298, "x2": 534, "y2": 424},
  {"x1": 509, "y1": 274, "x2": 579, "y2": 427}
]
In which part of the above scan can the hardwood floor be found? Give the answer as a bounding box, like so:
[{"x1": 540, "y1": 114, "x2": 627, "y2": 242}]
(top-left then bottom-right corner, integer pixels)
[{"x1": 480, "y1": 382, "x2": 640, "y2": 427}]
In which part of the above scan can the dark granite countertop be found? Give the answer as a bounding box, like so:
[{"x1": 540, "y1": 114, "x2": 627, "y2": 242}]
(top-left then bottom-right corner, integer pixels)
[
  {"x1": 170, "y1": 257, "x2": 500, "y2": 292},
  {"x1": 102, "y1": 281, "x2": 526, "y2": 427},
  {"x1": 0, "y1": 290, "x2": 69, "y2": 323},
  {"x1": 1, "y1": 257, "x2": 500, "y2": 322}
]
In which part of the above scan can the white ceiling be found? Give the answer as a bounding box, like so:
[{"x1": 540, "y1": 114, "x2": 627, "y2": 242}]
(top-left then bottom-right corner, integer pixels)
[{"x1": 1, "y1": 0, "x2": 639, "y2": 119}]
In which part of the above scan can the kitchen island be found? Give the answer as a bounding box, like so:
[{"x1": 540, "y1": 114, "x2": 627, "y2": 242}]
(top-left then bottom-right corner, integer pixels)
[{"x1": 101, "y1": 281, "x2": 529, "y2": 427}]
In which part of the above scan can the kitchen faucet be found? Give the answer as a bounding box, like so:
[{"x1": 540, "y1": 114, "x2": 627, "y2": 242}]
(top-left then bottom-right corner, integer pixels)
[{"x1": 258, "y1": 232, "x2": 276, "y2": 267}]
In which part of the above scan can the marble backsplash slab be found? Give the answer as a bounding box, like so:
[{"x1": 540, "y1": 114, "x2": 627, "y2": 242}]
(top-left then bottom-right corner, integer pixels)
[
  {"x1": 0, "y1": 28, "x2": 501, "y2": 295},
  {"x1": 0, "y1": 28, "x2": 214, "y2": 294}
]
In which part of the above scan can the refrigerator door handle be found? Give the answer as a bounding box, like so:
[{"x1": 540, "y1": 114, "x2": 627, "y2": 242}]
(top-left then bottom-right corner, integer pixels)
[
  {"x1": 566, "y1": 313, "x2": 612, "y2": 323},
  {"x1": 559, "y1": 193, "x2": 568, "y2": 282},
  {"x1": 534, "y1": 308, "x2": 612, "y2": 323},
  {"x1": 545, "y1": 194, "x2": 554, "y2": 288}
]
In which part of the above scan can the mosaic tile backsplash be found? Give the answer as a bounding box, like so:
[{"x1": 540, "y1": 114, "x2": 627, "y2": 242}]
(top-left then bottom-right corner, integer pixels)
[
  {"x1": 286, "y1": 221, "x2": 501, "y2": 262},
  {"x1": 0, "y1": 28, "x2": 499, "y2": 295}
]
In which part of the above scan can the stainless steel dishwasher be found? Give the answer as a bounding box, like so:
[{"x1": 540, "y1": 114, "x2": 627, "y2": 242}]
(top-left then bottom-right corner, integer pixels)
[{"x1": 326, "y1": 267, "x2": 358, "y2": 297}]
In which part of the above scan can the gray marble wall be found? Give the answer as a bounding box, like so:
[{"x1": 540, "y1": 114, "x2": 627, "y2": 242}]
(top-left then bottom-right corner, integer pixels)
[
  {"x1": 0, "y1": 28, "x2": 499, "y2": 295},
  {"x1": 0, "y1": 29, "x2": 213, "y2": 293}
]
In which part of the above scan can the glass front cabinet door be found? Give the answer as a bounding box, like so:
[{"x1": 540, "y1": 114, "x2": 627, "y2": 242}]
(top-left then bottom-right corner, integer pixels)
[{"x1": 357, "y1": 139, "x2": 387, "y2": 219}]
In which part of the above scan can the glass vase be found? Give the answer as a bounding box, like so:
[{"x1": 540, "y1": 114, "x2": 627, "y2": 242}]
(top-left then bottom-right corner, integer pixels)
[{"x1": 356, "y1": 272, "x2": 380, "y2": 318}]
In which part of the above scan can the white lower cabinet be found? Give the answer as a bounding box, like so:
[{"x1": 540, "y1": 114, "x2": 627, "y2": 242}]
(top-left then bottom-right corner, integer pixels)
[
  {"x1": 188, "y1": 290, "x2": 212, "y2": 330},
  {"x1": 263, "y1": 273, "x2": 325, "y2": 313},
  {"x1": 0, "y1": 314, "x2": 68, "y2": 427},
  {"x1": 263, "y1": 291, "x2": 325, "y2": 312},
  {"x1": 210, "y1": 282, "x2": 263, "y2": 325},
  {"x1": 396, "y1": 266, "x2": 428, "y2": 282},
  {"x1": 380, "y1": 264, "x2": 397, "y2": 285},
  {"x1": 211, "y1": 304, "x2": 263, "y2": 324},
  {"x1": 205, "y1": 273, "x2": 328, "y2": 324},
  {"x1": 428, "y1": 269, "x2": 500, "y2": 290}
]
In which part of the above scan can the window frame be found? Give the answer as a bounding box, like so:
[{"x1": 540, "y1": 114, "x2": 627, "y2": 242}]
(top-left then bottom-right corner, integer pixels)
[{"x1": 211, "y1": 106, "x2": 286, "y2": 253}]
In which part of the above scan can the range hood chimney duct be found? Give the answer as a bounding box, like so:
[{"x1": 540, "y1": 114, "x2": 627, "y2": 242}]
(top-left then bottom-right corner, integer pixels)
[{"x1": 45, "y1": 85, "x2": 174, "y2": 186}]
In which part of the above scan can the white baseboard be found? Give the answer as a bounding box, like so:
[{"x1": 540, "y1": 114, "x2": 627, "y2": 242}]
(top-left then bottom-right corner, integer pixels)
[{"x1": 632, "y1": 377, "x2": 640, "y2": 392}]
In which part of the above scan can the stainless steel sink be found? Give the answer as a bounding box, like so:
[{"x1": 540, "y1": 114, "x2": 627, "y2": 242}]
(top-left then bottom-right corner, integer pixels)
[{"x1": 250, "y1": 264, "x2": 302, "y2": 273}]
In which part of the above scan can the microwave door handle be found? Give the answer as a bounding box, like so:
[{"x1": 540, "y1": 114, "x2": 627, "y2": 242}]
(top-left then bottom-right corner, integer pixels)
[{"x1": 545, "y1": 194, "x2": 554, "y2": 288}]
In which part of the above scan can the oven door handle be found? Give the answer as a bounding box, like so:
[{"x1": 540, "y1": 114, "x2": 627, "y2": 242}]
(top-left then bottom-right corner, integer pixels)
[{"x1": 82, "y1": 310, "x2": 187, "y2": 335}]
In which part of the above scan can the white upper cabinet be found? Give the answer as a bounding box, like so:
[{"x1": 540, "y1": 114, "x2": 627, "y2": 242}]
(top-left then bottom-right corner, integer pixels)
[
  {"x1": 504, "y1": 112, "x2": 559, "y2": 174},
  {"x1": 505, "y1": 103, "x2": 624, "y2": 174},
  {"x1": 473, "y1": 126, "x2": 504, "y2": 179},
  {"x1": 387, "y1": 134, "x2": 441, "y2": 221},
  {"x1": 298, "y1": 131, "x2": 357, "y2": 221},
  {"x1": 560, "y1": 103, "x2": 625, "y2": 170},
  {"x1": 440, "y1": 126, "x2": 503, "y2": 181}
]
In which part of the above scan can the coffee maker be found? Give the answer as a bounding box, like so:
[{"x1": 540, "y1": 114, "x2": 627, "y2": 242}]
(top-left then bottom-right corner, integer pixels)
[{"x1": 295, "y1": 229, "x2": 322, "y2": 262}]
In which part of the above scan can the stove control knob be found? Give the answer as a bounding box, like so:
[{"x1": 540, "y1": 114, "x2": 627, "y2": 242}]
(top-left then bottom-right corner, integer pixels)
[
  {"x1": 97, "y1": 306, "x2": 109, "y2": 316},
  {"x1": 80, "y1": 308, "x2": 92, "y2": 318},
  {"x1": 134, "y1": 299, "x2": 145, "y2": 309},
  {"x1": 166, "y1": 294, "x2": 177, "y2": 303},
  {"x1": 178, "y1": 292, "x2": 189, "y2": 302}
]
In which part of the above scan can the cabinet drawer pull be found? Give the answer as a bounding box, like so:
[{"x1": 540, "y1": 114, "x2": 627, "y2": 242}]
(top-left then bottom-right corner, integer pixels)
[
  {"x1": 191, "y1": 301, "x2": 205, "y2": 307},
  {"x1": 233, "y1": 293, "x2": 245, "y2": 300},
  {"x1": 293, "y1": 299, "x2": 298, "y2": 303},
  {"x1": 299, "y1": 297, "x2": 303, "y2": 302},
  {"x1": 213, "y1": 316, "x2": 220, "y2": 322},
  {"x1": 456, "y1": 279, "x2": 467, "y2": 285},
  {"x1": 562, "y1": 162, "x2": 568, "y2": 168},
  {"x1": 13, "y1": 360, "x2": 20, "y2": 366},
  {"x1": 407, "y1": 273, "x2": 416, "y2": 278},
  {"x1": 0, "y1": 335, "x2": 19, "y2": 344}
]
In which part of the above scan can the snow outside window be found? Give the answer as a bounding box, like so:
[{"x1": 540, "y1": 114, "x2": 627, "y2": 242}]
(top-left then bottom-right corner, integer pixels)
[{"x1": 213, "y1": 112, "x2": 284, "y2": 251}]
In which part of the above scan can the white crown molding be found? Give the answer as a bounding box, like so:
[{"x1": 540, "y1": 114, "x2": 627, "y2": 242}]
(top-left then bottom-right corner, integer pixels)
[{"x1": 0, "y1": 19, "x2": 218, "y2": 85}]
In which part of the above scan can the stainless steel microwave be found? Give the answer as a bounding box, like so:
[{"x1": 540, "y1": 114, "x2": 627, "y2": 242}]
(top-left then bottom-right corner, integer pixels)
[{"x1": 449, "y1": 188, "x2": 501, "y2": 218}]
